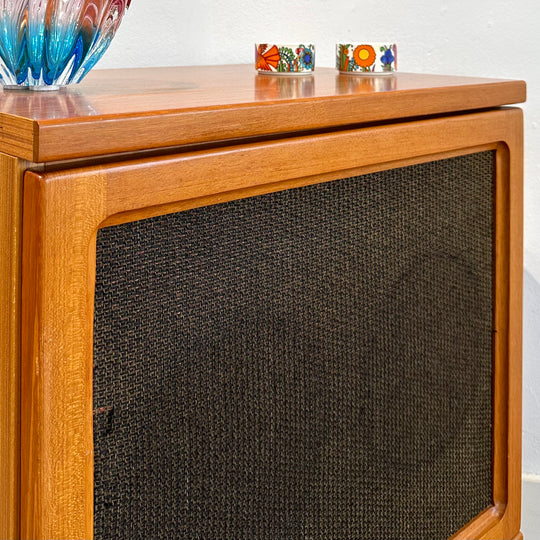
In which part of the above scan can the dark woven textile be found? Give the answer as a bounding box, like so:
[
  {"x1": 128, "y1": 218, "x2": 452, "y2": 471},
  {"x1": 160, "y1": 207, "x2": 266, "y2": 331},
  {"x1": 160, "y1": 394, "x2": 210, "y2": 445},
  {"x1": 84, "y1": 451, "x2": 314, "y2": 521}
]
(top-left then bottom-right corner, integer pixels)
[{"x1": 93, "y1": 151, "x2": 494, "y2": 540}]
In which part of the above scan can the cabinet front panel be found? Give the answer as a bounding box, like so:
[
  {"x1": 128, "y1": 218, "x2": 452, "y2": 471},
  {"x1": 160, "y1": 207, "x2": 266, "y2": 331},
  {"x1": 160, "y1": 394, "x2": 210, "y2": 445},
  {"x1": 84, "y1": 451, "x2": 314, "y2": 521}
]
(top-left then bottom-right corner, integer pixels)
[{"x1": 93, "y1": 152, "x2": 494, "y2": 539}]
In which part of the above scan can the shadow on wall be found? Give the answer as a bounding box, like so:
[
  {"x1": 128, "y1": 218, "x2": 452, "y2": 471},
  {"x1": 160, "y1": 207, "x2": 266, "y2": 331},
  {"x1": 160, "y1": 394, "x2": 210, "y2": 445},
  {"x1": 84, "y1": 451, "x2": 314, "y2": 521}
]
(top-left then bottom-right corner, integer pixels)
[{"x1": 522, "y1": 269, "x2": 540, "y2": 475}]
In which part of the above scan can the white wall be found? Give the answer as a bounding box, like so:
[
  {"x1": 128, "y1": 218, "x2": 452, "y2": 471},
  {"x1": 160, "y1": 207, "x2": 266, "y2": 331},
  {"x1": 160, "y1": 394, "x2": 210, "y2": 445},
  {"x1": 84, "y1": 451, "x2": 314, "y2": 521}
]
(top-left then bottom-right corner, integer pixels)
[{"x1": 99, "y1": 0, "x2": 540, "y2": 474}]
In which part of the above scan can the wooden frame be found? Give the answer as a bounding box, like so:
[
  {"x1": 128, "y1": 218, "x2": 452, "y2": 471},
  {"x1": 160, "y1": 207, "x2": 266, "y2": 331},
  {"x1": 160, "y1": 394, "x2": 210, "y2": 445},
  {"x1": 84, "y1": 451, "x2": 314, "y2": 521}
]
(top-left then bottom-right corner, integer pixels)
[{"x1": 19, "y1": 107, "x2": 523, "y2": 539}]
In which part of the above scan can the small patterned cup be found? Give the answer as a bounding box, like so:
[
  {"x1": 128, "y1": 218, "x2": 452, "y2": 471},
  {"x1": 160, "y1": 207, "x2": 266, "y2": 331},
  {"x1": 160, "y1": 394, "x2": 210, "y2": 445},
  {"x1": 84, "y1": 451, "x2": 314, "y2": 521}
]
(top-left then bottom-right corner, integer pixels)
[
  {"x1": 336, "y1": 43, "x2": 397, "y2": 75},
  {"x1": 255, "y1": 43, "x2": 315, "y2": 75}
]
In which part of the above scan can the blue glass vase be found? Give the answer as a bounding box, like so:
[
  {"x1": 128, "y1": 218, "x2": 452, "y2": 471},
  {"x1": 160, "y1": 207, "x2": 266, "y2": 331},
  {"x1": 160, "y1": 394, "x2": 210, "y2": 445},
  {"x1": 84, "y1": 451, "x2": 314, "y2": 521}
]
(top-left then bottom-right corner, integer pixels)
[{"x1": 0, "y1": 0, "x2": 131, "y2": 90}]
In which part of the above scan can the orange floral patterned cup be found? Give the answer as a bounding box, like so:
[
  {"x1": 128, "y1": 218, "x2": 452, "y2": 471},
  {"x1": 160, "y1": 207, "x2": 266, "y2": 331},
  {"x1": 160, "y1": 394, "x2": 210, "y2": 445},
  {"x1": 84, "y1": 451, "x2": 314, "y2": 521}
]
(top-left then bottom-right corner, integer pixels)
[
  {"x1": 336, "y1": 43, "x2": 397, "y2": 75},
  {"x1": 255, "y1": 43, "x2": 315, "y2": 75}
]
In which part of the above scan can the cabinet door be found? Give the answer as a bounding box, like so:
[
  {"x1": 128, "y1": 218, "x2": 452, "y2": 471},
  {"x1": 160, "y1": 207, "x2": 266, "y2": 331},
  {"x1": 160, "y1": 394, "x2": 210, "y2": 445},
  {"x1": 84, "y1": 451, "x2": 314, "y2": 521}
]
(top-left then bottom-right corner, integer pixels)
[{"x1": 20, "y1": 108, "x2": 523, "y2": 540}]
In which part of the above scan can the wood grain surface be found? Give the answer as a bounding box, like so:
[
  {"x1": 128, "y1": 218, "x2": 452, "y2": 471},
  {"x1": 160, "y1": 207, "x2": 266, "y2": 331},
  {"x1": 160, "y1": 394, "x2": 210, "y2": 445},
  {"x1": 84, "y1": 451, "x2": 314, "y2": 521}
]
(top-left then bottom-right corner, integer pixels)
[
  {"x1": 0, "y1": 65, "x2": 526, "y2": 162},
  {"x1": 20, "y1": 169, "x2": 105, "y2": 540},
  {"x1": 0, "y1": 154, "x2": 36, "y2": 540}
]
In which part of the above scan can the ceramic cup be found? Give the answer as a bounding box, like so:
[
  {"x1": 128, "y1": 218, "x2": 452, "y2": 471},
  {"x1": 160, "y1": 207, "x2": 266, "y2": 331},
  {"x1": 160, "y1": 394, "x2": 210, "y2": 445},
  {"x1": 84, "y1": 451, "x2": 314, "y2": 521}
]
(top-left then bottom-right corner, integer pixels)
[
  {"x1": 336, "y1": 43, "x2": 397, "y2": 75},
  {"x1": 255, "y1": 43, "x2": 315, "y2": 75}
]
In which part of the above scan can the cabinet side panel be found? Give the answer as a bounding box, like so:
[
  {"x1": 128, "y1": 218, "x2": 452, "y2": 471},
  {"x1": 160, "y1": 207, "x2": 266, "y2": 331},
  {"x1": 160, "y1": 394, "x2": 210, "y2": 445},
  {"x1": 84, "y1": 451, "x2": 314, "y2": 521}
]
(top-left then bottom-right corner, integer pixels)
[{"x1": 0, "y1": 154, "x2": 28, "y2": 539}]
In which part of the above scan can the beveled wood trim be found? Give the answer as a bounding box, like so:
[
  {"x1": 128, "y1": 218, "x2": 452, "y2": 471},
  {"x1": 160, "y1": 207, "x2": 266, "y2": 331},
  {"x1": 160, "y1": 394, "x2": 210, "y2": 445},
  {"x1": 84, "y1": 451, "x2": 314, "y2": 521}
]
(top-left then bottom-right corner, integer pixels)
[
  {"x1": 0, "y1": 154, "x2": 36, "y2": 540},
  {"x1": 451, "y1": 107, "x2": 523, "y2": 540},
  {"x1": 20, "y1": 171, "x2": 106, "y2": 539},
  {"x1": 498, "y1": 102, "x2": 524, "y2": 537},
  {"x1": 512, "y1": 533, "x2": 524, "y2": 540},
  {"x1": 481, "y1": 107, "x2": 523, "y2": 540},
  {"x1": 20, "y1": 108, "x2": 523, "y2": 539},
  {"x1": 451, "y1": 507, "x2": 505, "y2": 540},
  {"x1": 101, "y1": 143, "x2": 502, "y2": 229},
  {"x1": 493, "y1": 143, "x2": 512, "y2": 515}
]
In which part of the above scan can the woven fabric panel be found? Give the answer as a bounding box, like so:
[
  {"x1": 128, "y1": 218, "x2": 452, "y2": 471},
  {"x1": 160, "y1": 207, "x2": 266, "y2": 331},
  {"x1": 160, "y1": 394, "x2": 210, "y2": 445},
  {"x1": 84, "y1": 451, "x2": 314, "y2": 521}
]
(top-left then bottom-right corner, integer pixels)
[{"x1": 93, "y1": 151, "x2": 494, "y2": 540}]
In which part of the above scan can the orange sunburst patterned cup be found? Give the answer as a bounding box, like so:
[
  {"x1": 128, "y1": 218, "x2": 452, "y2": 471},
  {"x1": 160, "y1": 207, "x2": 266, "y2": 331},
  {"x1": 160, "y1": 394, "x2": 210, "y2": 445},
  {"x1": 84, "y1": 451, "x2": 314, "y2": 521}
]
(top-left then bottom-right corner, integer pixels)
[
  {"x1": 255, "y1": 44, "x2": 315, "y2": 75},
  {"x1": 336, "y1": 43, "x2": 397, "y2": 75}
]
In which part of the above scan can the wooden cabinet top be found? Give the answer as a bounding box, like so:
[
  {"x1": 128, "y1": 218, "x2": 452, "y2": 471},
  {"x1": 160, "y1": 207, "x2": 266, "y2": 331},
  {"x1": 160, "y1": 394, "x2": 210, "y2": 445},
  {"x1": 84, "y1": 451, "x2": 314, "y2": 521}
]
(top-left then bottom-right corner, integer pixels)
[{"x1": 0, "y1": 64, "x2": 525, "y2": 163}]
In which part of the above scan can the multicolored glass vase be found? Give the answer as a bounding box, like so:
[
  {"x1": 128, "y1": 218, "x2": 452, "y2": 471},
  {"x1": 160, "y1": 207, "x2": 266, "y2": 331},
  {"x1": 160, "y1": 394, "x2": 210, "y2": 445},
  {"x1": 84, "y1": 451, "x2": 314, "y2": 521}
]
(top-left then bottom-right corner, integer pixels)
[{"x1": 0, "y1": 0, "x2": 131, "y2": 90}]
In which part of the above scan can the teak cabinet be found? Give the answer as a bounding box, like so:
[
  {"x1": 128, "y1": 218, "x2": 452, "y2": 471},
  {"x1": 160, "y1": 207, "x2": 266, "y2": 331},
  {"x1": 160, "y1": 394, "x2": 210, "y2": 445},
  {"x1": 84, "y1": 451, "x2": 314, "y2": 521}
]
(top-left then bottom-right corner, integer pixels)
[{"x1": 0, "y1": 65, "x2": 526, "y2": 539}]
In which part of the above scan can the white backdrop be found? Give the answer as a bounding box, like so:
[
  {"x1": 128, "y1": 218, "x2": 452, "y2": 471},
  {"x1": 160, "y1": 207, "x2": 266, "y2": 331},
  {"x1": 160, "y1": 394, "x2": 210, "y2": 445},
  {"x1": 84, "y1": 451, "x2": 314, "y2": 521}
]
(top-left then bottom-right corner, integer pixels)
[{"x1": 98, "y1": 0, "x2": 540, "y2": 475}]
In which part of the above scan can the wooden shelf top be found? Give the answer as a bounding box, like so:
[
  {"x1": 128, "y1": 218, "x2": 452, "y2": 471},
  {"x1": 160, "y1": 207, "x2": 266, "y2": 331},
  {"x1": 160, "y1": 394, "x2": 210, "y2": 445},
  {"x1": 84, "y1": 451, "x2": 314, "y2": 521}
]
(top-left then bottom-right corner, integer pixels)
[{"x1": 0, "y1": 64, "x2": 526, "y2": 162}]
